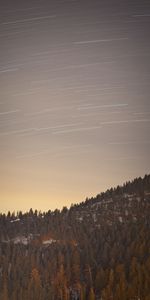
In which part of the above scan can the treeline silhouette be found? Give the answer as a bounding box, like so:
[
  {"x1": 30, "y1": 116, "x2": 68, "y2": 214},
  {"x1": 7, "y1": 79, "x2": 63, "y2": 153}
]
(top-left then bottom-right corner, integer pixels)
[{"x1": 0, "y1": 175, "x2": 150, "y2": 299}]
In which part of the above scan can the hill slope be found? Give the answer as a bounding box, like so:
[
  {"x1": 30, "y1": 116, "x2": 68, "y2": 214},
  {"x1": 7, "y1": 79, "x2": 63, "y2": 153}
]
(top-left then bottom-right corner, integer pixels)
[{"x1": 0, "y1": 175, "x2": 150, "y2": 299}]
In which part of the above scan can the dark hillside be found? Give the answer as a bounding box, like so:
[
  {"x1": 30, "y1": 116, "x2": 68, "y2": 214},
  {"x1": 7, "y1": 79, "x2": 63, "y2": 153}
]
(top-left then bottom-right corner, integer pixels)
[{"x1": 0, "y1": 175, "x2": 150, "y2": 299}]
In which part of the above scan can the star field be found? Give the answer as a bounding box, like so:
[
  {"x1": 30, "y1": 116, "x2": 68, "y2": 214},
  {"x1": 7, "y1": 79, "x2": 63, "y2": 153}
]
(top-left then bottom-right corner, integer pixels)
[{"x1": 0, "y1": 0, "x2": 150, "y2": 212}]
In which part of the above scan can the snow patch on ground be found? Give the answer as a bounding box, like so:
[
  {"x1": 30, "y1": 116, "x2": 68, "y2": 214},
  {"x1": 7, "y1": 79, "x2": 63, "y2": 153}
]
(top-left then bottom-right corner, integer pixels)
[
  {"x1": 42, "y1": 239, "x2": 57, "y2": 245},
  {"x1": 10, "y1": 218, "x2": 20, "y2": 223}
]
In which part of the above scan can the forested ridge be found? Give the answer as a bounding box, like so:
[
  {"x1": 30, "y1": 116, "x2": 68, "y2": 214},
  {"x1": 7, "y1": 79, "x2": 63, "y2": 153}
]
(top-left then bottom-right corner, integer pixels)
[{"x1": 0, "y1": 174, "x2": 150, "y2": 300}]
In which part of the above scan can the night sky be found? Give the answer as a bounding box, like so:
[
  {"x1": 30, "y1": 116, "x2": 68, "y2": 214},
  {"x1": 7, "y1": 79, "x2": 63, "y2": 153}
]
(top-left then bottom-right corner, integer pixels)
[{"x1": 0, "y1": 0, "x2": 150, "y2": 213}]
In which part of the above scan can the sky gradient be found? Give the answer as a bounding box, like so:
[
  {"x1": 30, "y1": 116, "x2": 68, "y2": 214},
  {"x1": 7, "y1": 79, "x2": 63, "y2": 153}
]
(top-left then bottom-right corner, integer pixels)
[{"x1": 0, "y1": 0, "x2": 150, "y2": 213}]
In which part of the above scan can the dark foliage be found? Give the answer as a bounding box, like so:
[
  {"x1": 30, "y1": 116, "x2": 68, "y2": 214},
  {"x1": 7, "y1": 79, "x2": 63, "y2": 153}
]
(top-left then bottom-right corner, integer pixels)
[{"x1": 0, "y1": 175, "x2": 150, "y2": 299}]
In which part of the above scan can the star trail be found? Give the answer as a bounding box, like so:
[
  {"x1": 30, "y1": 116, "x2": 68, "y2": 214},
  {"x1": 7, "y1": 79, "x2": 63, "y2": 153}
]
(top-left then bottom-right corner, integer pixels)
[{"x1": 0, "y1": 0, "x2": 150, "y2": 212}]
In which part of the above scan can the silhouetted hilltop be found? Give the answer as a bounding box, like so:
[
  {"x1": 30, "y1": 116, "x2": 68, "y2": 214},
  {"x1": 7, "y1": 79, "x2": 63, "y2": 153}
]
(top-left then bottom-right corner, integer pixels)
[{"x1": 0, "y1": 174, "x2": 150, "y2": 299}]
